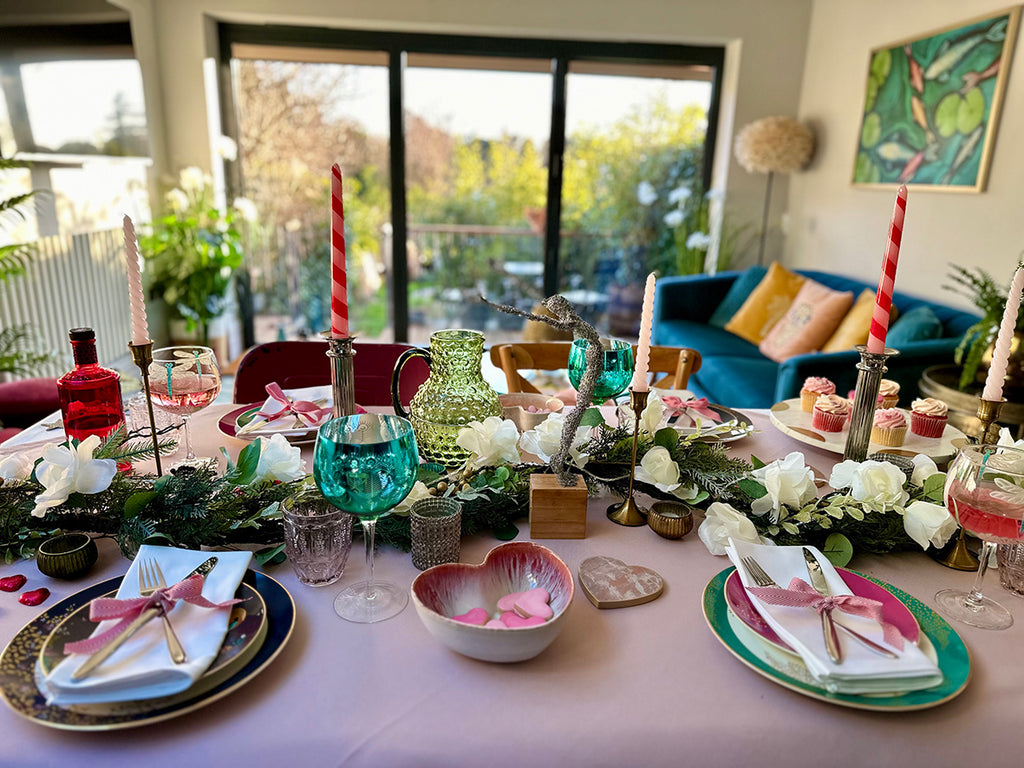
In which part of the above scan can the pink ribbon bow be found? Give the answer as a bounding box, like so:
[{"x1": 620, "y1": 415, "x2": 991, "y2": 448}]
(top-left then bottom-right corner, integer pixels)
[
  {"x1": 661, "y1": 396, "x2": 722, "y2": 423},
  {"x1": 747, "y1": 577, "x2": 905, "y2": 651},
  {"x1": 63, "y1": 575, "x2": 242, "y2": 656},
  {"x1": 256, "y1": 383, "x2": 332, "y2": 428}
]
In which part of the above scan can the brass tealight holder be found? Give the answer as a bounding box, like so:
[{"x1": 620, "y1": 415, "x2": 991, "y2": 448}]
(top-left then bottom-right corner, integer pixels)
[
  {"x1": 607, "y1": 388, "x2": 650, "y2": 527},
  {"x1": 323, "y1": 332, "x2": 357, "y2": 418},
  {"x1": 128, "y1": 341, "x2": 163, "y2": 476}
]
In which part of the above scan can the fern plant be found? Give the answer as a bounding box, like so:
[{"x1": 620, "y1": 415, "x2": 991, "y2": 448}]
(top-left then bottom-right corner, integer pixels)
[{"x1": 944, "y1": 264, "x2": 1024, "y2": 390}]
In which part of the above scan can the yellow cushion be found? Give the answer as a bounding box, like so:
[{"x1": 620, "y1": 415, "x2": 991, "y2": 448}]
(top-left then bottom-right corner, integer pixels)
[
  {"x1": 724, "y1": 262, "x2": 806, "y2": 344},
  {"x1": 820, "y1": 290, "x2": 896, "y2": 353},
  {"x1": 759, "y1": 280, "x2": 854, "y2": 363}
]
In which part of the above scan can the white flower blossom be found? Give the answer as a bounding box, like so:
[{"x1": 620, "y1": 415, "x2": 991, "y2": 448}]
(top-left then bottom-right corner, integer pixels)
[
  {"x1": 518, "y1": 412, "x2": 590, "y2": 468},
  {"x1": 663, "y1": 209, "x2": 685, "y2": 228},
  {"x1": 750, "y1": 451, "x2": 817, "y2": 521},
  {"x1": 253, "y1": 433, "x2": 306, "y2": 483},
  {"x1": 668, "y1": 185, "x2": 692, "y2": 205},
  {"x1": 634, "y1": 446, "x2": 681, "y2": 493},
  {"x1": 829, "y1": 459, "x2": 909, "y2": 512},
  {"x1": 705, "y1": 188, "x2": 725, "y2": 202},
  {"x1": 637, "y1": 181, "x2": 658, "y2": 206},
  {"x1": 232, "y1": 197, "x2": 258, "y2": 222},
  {"x1": 214, "y1": 135, "x2": 238, "y2": 161},
  {"x1": 997, "y1": 427, "x2": 1024, "y2": 450},
  {"x1": 698, "y1": 502, "x2": 769, "y2": 556},
  {"x1": 393, "y1": 481, "x2": 432, "y2": 517},
  {"x1": 617, "y1": 390, "x2": 667, "y2": 435},
  {"x1": 31, "y1": 436, "x2": 116, "y2": 518},
  {"x1": 0, "y1": 451, "x2": 39, "y2": 482},
  {"x1": 685, "y1": 231, "x2": 711, "y2": 251},
  {"x1": 178, "y1": 166, "x2": 207, "y2": 193},
  {"x1": 456, "y1": 417, "x2": 521, "y2": 469},
  {"x1": 165, "y1": 188, "x2": 189, "y2": 212},
  {"x1": 903, "y1": 500, "x2": 958, "y2": 550}
]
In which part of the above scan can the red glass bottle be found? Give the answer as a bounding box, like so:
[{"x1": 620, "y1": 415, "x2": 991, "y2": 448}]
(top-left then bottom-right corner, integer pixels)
[{"x1": 57, "y1": 328, "x2": 126, "y2": 445}]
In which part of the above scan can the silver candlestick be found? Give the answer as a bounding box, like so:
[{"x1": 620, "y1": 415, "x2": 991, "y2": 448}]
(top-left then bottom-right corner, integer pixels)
[
  {"x1": 843, "y1": 345, "x2": 899, "y2": 462},
  {"x1": 323, "y1": 332, "x2": 357, "y2": 418}
]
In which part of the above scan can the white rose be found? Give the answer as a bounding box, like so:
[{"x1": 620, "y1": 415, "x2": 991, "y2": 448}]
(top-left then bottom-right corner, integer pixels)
[
  {"x1": 0, "y1": 451, "x2": 39, "y2": 482},
  {"x1": 617, "y1": 390, "x2": 667, "y2": 435},
  {"x1": 518, "y1": 412, "x2": 590, "y2": 468},
  {"x1": 31, "y1": 436, "x2": 116, "y2": 518},
  {"x1": 254, "y1": 433, "x2": 306, "y2": 483},
  {"x1": 829, "y1": 459, "x2": 909, "y2": 511},
  {"x1": 903, "y1": 500, "x2": 958, "y2": 550},
  {"x1": 393, "y1": 481, "x2": 432, "y2": 517},
  {"x1": 698, "y1": 502, "x2": 767, "y2": 556},
  {"x1": 455, "y1": 417, "x2": 520, "y2": 468},
  {"x1": 178, "y1": 166, "x2": 207, "y2": 192},
  {"x1": 910, "y1": 454, "x2": 940, "y2": 487},
  {"x1": 750, "y1": 451, "x2": 817, "y2": 521},
  {"x1": 634, "y1": 446, "x2": 680, "y2": 493},
  {"x1": 636, "y1": 181, "x2": 658, "y2": 206}
]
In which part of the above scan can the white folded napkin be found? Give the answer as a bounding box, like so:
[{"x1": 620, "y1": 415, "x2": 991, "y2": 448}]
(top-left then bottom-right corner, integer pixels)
[
  {"x1": 245, "y1": 385, "x2": 333, "y2": 435},
  {"x1": 43, "y1": 545, "x2": 252, "y2": 705},
  {"x1": 726, "y1": 539, "x2": 942, "y2": 694}
]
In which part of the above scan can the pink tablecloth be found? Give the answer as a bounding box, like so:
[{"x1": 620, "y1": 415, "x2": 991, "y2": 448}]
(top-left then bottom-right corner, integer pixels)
[{"x1": 1, "y1": 406, "x2": 1020, "y2": 767}]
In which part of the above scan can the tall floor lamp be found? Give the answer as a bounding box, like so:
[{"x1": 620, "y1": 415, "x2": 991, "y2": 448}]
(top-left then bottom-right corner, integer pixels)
[{"x1": 734, "y1": 117, "x2": 815, "y2": 266}]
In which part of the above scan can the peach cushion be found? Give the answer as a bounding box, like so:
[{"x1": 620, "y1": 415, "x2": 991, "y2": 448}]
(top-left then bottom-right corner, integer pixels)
[
  {"x1": 821, "y1": 289, "x2": 900, "y2": 352},
  {"x1": 724, "y1": 262, "x2": 806, "y2": 344},
  {"x1": 758, "y1": 280, "x2": 854, "y2": 363}
]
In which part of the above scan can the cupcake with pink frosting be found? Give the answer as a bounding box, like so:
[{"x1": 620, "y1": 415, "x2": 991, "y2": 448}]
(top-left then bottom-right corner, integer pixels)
[
  {"x1": 910, "y1": 398, "x2": 948, "y2": 438},
  {"x1": 878, "y1": 379, "x2": 900, "y2": 409},
  {"x1": 811, "y1": 394, "x2": 849, "y2": 433},
  {"x1": 800, "y1": 377, "x2": 836, "y2": 412},
  {"x1": 871, "y1": 408, "x2": 908, "y2": 447}
]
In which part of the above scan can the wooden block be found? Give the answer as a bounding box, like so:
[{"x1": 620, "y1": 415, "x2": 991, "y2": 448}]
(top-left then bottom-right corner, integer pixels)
[{"x1": 529, "y1": 473, "x2": 588, "y2": 539}]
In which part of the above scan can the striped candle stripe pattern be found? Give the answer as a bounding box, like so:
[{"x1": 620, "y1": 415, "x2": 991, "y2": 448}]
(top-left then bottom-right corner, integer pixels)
[
  {"x1": 866, "y1": 185, "x2": 907, "y2": 354},
  {"x1": 331, "y1": 164, "x2": 349, "y2": 337}
]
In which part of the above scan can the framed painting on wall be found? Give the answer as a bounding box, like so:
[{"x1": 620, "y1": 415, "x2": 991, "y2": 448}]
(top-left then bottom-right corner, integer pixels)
[{"x1": 852, "y1": 7, "x2": 1020, "y2": 192}]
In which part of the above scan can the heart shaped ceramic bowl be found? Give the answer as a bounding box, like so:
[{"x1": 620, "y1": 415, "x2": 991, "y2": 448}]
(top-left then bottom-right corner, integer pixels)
[
  {"x1": 411, "y1": 541, "x2": 574, "y2": 663},
  {"x1": 499, "y1": 393, "x2": 565, "y2": 432}
]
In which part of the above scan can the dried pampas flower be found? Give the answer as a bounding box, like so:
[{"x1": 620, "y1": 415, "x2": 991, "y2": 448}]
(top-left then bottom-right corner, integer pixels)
[{"x1": 734, "y1": 117, "x2": 814, "y2": 174}]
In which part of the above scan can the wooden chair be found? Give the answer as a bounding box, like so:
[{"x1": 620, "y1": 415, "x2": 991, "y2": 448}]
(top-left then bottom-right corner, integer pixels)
[
  {"x1": 488, "y1": 342, "x2": 702, "y2": 395},
  {"x1": 232, "y1": 341, "x2": 430, "y2": 407}
]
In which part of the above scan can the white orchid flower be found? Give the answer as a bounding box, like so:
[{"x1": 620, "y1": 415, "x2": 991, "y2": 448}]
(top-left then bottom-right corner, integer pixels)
[
  {"x1": 829, "y1": 459, "x2": 909, "y2": 512},
  {"x1": 903, "y1": 500, "x2": 958, "y2": 550},
  {"x1": 697, "y1": 503, "x2": 769, "y2": 556},
  {"x1": 393, "y1": 481, "x2": 432, "y2": 517},
  {"x1": 253, "y1": 433, "x2": 306, "y2": 483},
  {"x1": 31, "y1": 436, "x2": 116, "y2": 518},
  {"x1": 636, "y1": 181, "x2": 658, "y2": 206},
  {"x1": 750, "y1": 451, "x2": 817, "y2": 521},
  {"x1": 456, "y1": 417, "x2": 520, "y2": 469}
]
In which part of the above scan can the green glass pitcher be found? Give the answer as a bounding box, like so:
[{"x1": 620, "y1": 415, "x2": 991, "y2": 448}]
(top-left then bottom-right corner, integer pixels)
[{"x1": 391, "y1": 329, "x2": 502, "y2": 466}]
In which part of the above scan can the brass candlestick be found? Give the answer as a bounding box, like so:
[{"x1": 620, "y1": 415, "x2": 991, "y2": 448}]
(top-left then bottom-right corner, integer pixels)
[
  {"x1": 323, "y1": 332, "x2": 357, "y2": 418},
  {"x1": 976, "y1": 397, "x2": 1006, "y2": 443},
  {"x1": 843, "y1": 345, "x2": 899, "y2": 462},
  {"x1": 607, "y1": 388, "x2": 650, "y2": 527},
  {"x1": 128, "y1": 341, "x2": 162, "y2": 476}
]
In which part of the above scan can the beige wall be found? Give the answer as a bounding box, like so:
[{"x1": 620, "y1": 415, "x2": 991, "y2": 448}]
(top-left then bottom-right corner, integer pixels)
[
  {"x1": 788, "y1": 0, "x2": 1024, "y2": 309},
  {"x1": 109, "y1": 0, "x2": 814, "y2": 264}
]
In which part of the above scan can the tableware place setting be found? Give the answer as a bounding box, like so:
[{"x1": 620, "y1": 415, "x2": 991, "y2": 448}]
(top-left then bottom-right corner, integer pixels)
[{"x1": 218, "y1": 384, "x2": 358, "y2": 444}]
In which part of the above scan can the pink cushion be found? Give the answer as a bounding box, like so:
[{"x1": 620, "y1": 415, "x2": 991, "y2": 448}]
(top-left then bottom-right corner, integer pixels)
[
  {"x1": 758, "y1": 281, "x2": 854, "y2": 363},
  {"x1": 0, "y1": 378, "x2": 60, "y2": 427}
]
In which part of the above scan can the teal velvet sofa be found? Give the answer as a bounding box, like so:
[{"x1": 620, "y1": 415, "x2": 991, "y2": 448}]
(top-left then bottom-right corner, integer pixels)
[{"x1": 651, "y1": 268, "x2": 980, "y2": 409}]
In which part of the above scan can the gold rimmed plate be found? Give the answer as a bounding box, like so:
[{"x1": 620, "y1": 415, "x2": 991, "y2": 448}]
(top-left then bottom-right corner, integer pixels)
[
  {"x1": 0, "y1": 570, "x2": 294, "y2": 731},
  {"x1": 218, "y1": 403, "x2": 321, "y2": 445}
]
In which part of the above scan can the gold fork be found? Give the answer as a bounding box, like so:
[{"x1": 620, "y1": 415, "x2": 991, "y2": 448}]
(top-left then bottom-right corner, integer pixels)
[{"x1": 140, "y1": 559, "x2": 187, "y2": 664}]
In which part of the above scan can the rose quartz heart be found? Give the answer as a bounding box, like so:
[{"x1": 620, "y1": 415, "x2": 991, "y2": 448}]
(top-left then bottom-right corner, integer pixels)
[
  {"x1": 452, "y1": 607, "x2": 490, "y2": 625},
  {"x1": 500, "y1": 612, "x2": 546, "y2": 628},
  {"x1": 578, "y1": 555, "x2": 665, "y2": 609}
]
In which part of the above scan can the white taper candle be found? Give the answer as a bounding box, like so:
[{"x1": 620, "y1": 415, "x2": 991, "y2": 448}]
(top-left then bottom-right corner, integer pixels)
[
  {"x1": 982, "y1": 265, "x2": 1024, "y2": 401},
  {"x1": 630, "y1": 272, "x2": 657, "y2": 392},
  {"x1": 123, "y1": 214, "x2": 150, "y2": 345}
]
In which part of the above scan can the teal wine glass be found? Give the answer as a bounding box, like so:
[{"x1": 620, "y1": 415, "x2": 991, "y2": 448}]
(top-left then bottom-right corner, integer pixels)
[
  {"x1": 314, "y1": 414, "x2": 419, "y2": 623},
  {"x1": 568, "y1": 338, "x2": 634, "y2": 401}
]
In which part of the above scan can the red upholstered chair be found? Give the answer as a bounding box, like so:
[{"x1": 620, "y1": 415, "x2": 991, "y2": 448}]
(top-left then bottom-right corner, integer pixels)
[
  {"x1": 0, "y1": 377, "x2": 61, "y2": 443},
  {"x1": 231, "y1": 341, "x2": 430, "y2": 408}
]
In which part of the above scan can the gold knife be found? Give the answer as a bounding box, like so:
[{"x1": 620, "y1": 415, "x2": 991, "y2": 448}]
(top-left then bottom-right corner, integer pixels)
[
  {"x1": 802, "y1": 547, "x2": 843, "y2": 664},
  {"x1": 71, "y1": 556, "x2": 219, "y2": 681}
]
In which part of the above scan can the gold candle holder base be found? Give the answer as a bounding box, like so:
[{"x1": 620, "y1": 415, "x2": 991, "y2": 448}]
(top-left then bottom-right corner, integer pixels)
[
  {"x1": 323, "y1": 332, "x2": 357, "y2": 418},
  {"x1": 931, "y1": 528, "x2": 979, "y2": 571},
  {"x1": 607, "y1": 388, "x2": 650, "y2": 527},
  {"x1": 976, "y1": 397, "x2": 1006, "y2": 443},
  {"x1": 128, "y1": 341, "x2": 162, "y2": 476}
]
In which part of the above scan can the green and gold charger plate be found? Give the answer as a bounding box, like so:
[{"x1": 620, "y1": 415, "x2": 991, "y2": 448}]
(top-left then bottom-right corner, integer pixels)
[
  {"x1": 0, "y1": 570, "x2": 294, "y2": 730},
  {"x1": 702, "y1": 567, "x2": 970, "y2": 711}
]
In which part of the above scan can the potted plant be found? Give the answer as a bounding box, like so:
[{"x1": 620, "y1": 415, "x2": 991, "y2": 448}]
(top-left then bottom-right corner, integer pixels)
[
  {"x1": 139, "y1": 167, "x2": 255, "y2": 346},
  {"x1": 945, "y1": 264, "x2": 1024, "y2": 390}
]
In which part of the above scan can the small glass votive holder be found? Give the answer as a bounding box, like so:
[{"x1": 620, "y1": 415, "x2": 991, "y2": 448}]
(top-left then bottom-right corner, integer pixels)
[
  {"x1": 410, "y1": 497, "x2": 462, "y2": 571},
  {"x1": 996, "y1": 543, "x2": 1024, "y2": 597},
  {"x1": 867, "y1": 452, "x2": 915, "y2": 483},
  {"x1": 281, "y1": 495, "x2": 354, "y2": 586},
  {"x1": 127, "y1": 392, "x2": 184, "y2": 433}
]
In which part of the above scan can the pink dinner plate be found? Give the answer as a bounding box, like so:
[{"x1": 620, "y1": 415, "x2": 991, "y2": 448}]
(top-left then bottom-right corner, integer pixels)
[{"x1": 724, "y1": 567, "x2": 920, "y2": 654}]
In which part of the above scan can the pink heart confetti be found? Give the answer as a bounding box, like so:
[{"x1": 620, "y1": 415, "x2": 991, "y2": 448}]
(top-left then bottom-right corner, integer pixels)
[
  {"x1": 19, "y1": 588, "x2": 49, "y2": 606},
  {"x1": 0, "y1": 574, "x2": 27, "y2": 592}
]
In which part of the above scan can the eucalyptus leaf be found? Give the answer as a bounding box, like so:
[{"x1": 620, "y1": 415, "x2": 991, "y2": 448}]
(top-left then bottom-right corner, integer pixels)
[
  {"x1": 579, "y1": 407, "x2": 606, "y2": 428},
  {"x1": 822, "y1": 533, "x2": 854, "y2": 567}
]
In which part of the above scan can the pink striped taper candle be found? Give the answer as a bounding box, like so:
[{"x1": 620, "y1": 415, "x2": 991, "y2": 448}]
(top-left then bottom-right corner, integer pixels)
[
  {"x1": 122, "y1": 214, "x2": 150, "y2": 345},
  {"x1": 331, "y1": 164, "x2": 349, "y2": 338},
  {"x1": 866, "y1": 185, "x2": 907, "y2": 354},
  {"x1": 630, "y1": 272, "x2": 657, "y2": 392},
  {"x1": 982, "y1": 265, "x2": 1024, "y2": 401}
]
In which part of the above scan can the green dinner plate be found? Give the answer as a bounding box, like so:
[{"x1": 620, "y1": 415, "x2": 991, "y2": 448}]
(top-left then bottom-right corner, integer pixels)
[{"x1": 702, "y1": 567, "x2": 971, "y2": 711}]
